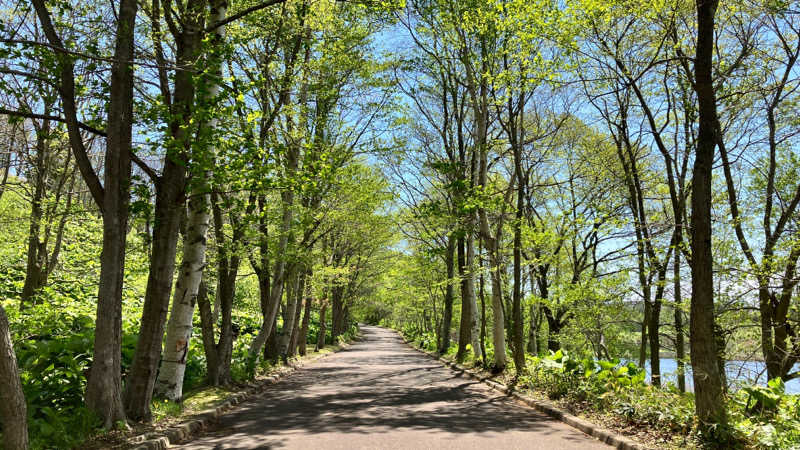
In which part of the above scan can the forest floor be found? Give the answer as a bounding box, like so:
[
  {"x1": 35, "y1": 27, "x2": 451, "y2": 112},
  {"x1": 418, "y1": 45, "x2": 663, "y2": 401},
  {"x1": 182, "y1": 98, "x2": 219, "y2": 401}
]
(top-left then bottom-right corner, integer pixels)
[{"x1": 176, "y1": 325, "x2": 612, "y2": 449}]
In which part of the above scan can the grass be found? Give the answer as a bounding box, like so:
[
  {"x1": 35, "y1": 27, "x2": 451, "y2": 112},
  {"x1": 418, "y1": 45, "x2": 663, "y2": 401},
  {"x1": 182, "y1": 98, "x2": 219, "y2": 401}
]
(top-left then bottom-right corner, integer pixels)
[{"x1": 150, "y1": 386, "x2": 232, "y2": 422}]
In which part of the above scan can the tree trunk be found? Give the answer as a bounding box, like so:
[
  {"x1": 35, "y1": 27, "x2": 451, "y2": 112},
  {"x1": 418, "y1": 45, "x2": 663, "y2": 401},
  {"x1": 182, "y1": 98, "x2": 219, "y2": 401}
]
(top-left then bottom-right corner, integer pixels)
[
  {"x1": 0, "y1": 137, "x2": 11, "y2": 204},
  {"x1": 290, "y1": 270, "x2": 311, "y2": 356},
  {"x1": 280, "y1": 270, "x2": 301, "y2": 360},
  {"x1": 298, "y1": 292, "x2": 313, "y2": 356},
  {"x1": 331, "y1": 285, "x2": 346, "y2": 340},
  {"x1": 21, "y1": 124, "x2": 49, "y2": 307},
  {"x1": 512, "y1": 143, "x2": 525, "y2": 372},
  {"x1": 216, "y1": 249, "x2": 239, "y2": 385},
  {"x1": 639, "y1": 299, "x2": 649, "y2": 367},
  {"x1": 691, "y1": 0, "x2": 727, "y2": 428},
  {"x1": 124, "y1": 166, "x2": 185, "y2": 421},
  {"x1": 479, "y1": 247, "x2": 488, "y2": 367},
  {"x1": 465, "y1": 232, "x2": 483, "y2": 363},
  {"x1": 158, "y1": 0, "x2": 227, "y2": 390},
  {"x1": 456, "y1": 237, "x2": 471, "y2": 362},
  {"x1": 316, "y1": 302, "x2": 327, "y2": 351},
  {"x1": 197, "y1": 280, "x2": 222, "y2": 385},
  {"x1": 248, "y1": 188, "x2": 295, "y2": 362},
  {"x1": 486, "y1": 246, "x2": 505, "y2": 370},
  {"x1": 154, "y1": 181, "x2": 212, "y2": 400},
  {"x1": 199, "y1": 194, "x2": 241, "y2": 387},
  {"x1": 545, "y1": 308, "x2": 561, "y2": 352},
  {"x1": 527, "y1": 303, "x2": 537, "y2": 355},
  {"x1": 438, "y1": 235, "x2": 456, "y2": 353},
  {"x1": 650, "y1": 282, "x2": 665, "y2": 387},
  {"x1": 260, "y1": 317, "x2": 276, "y2": 362},
  {"x1": 0, "y1": 304, "x2": 28, "y2": 449},
  {"x1": 526, "y1": 267, "x2": 537, "y2": 355},
  {"x1": 674, "y1": 250, "x2": 686, "y2": 392},
  {"x1": 288, "y1": 296, "x2": 303, "y2": 358},
  {"x1": 77, "y1": 0, "x2": 137, "y2": 428},
  {"x1": 124, "y1": 0, "x2": 219, "y2": 419}
]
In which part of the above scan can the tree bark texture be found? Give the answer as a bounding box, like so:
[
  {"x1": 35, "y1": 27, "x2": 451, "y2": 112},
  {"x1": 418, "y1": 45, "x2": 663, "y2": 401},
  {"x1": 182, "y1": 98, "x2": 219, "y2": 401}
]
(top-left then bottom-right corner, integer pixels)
[
  {"x1": 691, "y1": 0, "x2": 727, "y2": 428},
  {"x1": 0, "y1": 304, "x2": 28, "y2": 449}
]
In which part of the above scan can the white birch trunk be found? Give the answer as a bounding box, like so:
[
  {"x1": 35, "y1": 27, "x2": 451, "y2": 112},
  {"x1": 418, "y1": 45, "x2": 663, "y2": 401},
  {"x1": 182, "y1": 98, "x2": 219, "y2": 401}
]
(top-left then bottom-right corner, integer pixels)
[
  {"x1": 153, "y1": 0, "x2": 226, "y2": 400},
  {"x1": 154, "y1": 189, "x2": 211, "y2": 400}
]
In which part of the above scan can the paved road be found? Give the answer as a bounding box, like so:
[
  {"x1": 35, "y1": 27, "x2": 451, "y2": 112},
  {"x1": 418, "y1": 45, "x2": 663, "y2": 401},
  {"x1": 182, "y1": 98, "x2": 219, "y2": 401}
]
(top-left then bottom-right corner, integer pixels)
[{"x1": 179, "y1": 325, "x2": 612, "y2": 449}]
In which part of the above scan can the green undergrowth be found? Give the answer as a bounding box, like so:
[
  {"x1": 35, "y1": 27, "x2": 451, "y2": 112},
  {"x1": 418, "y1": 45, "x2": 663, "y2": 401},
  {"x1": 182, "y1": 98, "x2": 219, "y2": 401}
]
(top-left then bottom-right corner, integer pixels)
[
  {"x1": 1, "y1": 290, "x2": 358, "y2": 449},
  {"x1": 399, "y1": 325, "x2": 800, "y2": 450}
]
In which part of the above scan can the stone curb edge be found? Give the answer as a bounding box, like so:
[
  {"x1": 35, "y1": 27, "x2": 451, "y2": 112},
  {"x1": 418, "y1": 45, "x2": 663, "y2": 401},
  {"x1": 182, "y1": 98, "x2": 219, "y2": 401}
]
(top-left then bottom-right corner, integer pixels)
[
  {"x1": 128, "y1": 334, "x2": 362, "y2": 449},
  {"x1": 397, "y1": 332, "x2": 652, "y2": 450}
]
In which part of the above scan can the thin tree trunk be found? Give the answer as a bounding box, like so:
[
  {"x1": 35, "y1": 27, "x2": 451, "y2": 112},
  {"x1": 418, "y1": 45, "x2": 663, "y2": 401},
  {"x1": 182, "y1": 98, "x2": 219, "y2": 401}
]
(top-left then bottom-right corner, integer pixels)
[
  {"x1": 265, "y1": 317, "x2": 279, "y2": 362},
  {"x1": 288, "y1": 297, "x2": 303, "y2": 358},
  {"x1": 316, "y1": 302, "x2": 327, "y2": 351},
  {"x1": 281, "y1": 270, "x2": 302, "y2": 360},
  {"x1": 674, "y1": 249, "x2": 686, "y2": 392},
  {"x1": 456, "y1": 236, "x2": 471, "y2": 362},
  {"x1": 640, "y1": 299, "x2": 649, "y2": 367},
  {"x1": 331, "y1": 285, "x2": 346, "y2": 340},
  {"x1": 200, "y1": 193, "x2": 241, "y2": 386},
  {"x1": 650, "y1": 278, "x2": 666, "y2": 387},
  {"x1": 438, "y1": 235, "x2": 456, "y2": 353},
  {"x1": 197, "y1": 279, "x2": 221, "y2": 385},
  {"x1": 291, "y1": 270, "x2": 311, "y2": 356},
  {"x1": 691, "y1": 0, "x2": 727, "y2": 428},
  {"x1": 216, "y1": 238, "x2": 240, "y2": 385},
  {"x1": 486, "y1": 248, "x2": 505, "y2": 370},
  {"x1": 479, "y1": 245, "x2": 487, "y2": 367},
  {"x1": 0, "y1": 304, "x2": 28, "y2": 449},
  {"x1": 0, "y1": 134, "x2": 11, "y2": 204},
  {"x1": 21, "y1": 123, "x2": 49, "y2": 307},
  {"x1": 248, "y1": 188, "x2": 295, "y2": 362},
  {"x1": 298, "y1": 289, "x2": 313, "y2": 356},
  {"x1": 43, "y1": 168, "x2": 76, "y2": 286},
  {"x1": 527, "y1": 267, "x2": 538, "y2": 355},
  {"x1": 511, "y1": 124, "x2": 525, "y2": 372},
  {"x1": 527, "y1": 303, "x2": 537, "y2": 355},
  {"x1": 544, "y1": 308, "x2": 562, "y2": 352},
  {"x1": 466, "y1": 231, "x2": 483, "y2": 363}
]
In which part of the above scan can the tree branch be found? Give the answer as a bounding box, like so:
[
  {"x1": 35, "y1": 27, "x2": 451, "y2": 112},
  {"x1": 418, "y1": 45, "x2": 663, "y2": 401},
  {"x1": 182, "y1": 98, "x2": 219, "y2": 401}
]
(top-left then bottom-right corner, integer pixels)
[
  {"x1": 0, "y1": 107, "x2": 105, "y2": 136},
  {"x1": 0, "y1": 107, "x2": 159, "y2": 182},
  {"x1": 204, "y1": 0, "x2": 286, "y2": 32}
]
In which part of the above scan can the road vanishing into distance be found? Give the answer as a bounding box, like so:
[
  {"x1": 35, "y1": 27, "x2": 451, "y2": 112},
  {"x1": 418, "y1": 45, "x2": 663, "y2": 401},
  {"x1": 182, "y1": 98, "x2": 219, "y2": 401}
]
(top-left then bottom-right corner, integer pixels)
[{"x1": 179, "y1": 325, "x2": 612, "y2": 449}]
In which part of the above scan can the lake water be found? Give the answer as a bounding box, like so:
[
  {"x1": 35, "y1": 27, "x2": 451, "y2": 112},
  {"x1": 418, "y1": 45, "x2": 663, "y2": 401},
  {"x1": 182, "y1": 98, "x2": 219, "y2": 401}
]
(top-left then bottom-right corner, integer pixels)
[{"x1": 641, "y1": 359, "x2": 800, "y2": 394}]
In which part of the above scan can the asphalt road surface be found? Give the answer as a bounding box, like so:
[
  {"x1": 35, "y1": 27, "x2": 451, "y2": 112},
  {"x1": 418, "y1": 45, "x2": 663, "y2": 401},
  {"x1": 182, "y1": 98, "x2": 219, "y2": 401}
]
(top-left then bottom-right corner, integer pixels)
[{"x1": 178, "y1": 325, "x2": 613, "y2": 449}]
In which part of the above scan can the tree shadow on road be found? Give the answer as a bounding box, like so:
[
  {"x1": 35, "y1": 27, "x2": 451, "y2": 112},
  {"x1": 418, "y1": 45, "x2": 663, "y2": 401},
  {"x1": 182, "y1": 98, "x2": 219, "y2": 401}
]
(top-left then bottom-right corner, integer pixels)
[{"x1": 182, "y1": 326, "x2": 602, "y2": 449}]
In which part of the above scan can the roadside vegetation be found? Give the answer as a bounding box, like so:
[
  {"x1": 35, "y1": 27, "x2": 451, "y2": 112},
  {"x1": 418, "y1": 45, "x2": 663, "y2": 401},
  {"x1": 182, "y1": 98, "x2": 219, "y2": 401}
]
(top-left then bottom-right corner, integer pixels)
[
  {"x1": 402, "y1": 328, "x2": 800, "y2": 449},
  {"x1": 2, "y1": 0, "x2": 800, "y2": 449},
  {"x1": 1, "y1": 185, "x2": 362, "y2": 447}
]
